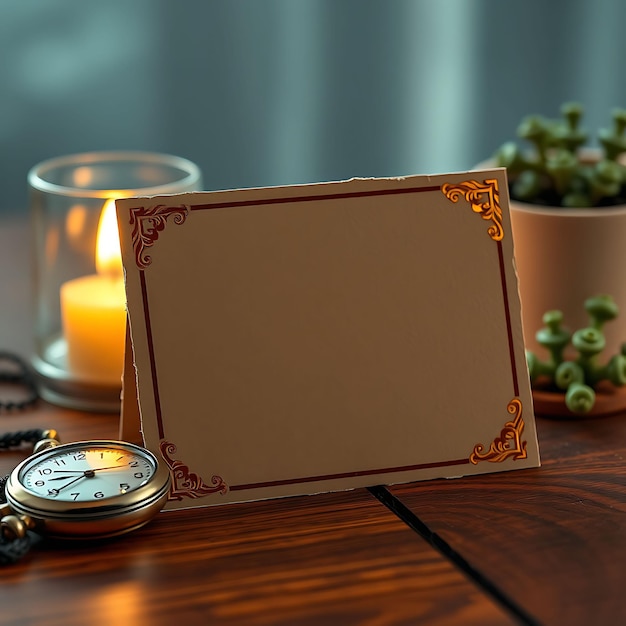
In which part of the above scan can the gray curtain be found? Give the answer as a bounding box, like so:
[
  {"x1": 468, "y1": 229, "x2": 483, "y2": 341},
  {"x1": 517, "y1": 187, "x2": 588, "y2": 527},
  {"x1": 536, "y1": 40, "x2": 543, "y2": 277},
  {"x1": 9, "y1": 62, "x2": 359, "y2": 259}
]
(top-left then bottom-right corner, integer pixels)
[{"x1": 1, "y1": 0, "x2": 625, "y2": 214}]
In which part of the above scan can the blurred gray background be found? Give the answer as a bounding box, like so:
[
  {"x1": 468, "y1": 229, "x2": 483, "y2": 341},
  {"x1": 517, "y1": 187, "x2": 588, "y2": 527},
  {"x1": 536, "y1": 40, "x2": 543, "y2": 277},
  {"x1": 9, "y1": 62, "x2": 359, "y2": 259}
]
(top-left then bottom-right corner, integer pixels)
[
  {"x1": 1, "y1": 0, "x2": 626, "y2": 355},
  {"x1": 2, "y1": 0, "x2": 626, "y2": 215}
]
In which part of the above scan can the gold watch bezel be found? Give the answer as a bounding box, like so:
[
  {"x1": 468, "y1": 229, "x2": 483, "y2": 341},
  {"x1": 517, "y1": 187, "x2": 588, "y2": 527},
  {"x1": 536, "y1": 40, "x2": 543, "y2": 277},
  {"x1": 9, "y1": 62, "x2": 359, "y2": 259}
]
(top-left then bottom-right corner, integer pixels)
[{"x1": 5, "y1": 440, "x2": 171, "y2": 539}]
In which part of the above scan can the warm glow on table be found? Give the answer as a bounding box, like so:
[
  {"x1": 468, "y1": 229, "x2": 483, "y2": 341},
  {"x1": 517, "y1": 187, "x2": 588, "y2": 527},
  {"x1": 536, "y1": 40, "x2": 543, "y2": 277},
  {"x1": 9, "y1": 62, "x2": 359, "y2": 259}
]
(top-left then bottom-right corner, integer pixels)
[{"x1": 60, "y1": 199, "x2": 126, "y2": 385}]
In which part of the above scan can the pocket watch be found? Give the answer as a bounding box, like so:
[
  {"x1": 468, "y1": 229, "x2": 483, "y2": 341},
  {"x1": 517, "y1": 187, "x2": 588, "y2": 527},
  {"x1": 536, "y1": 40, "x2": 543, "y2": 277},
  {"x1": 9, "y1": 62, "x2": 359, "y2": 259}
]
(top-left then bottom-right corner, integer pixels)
[{"x1": 2, "y1": 436, "x2": 171, "y2": 542}]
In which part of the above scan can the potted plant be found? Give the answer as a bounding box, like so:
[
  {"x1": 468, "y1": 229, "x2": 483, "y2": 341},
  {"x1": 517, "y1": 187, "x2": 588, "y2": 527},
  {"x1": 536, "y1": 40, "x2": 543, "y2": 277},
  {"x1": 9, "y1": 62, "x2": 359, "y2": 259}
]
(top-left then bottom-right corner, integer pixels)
[
  {"x1": 487, "y1": 103, "x2": 626, "y2": 416},
  {"x1": 526, "y1": 295, "x2": 626, "y2": 417}
]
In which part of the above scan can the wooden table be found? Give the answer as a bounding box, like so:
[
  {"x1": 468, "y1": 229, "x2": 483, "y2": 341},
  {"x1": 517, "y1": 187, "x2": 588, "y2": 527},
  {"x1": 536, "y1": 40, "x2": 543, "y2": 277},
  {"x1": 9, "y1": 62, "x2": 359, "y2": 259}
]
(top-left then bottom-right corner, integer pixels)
[
  {"x1": 1, "y1": 219, "x2": 626, "y2": 625},
  {"x1": 0, "y1": 398, "x2": 625, "y2": 625}
]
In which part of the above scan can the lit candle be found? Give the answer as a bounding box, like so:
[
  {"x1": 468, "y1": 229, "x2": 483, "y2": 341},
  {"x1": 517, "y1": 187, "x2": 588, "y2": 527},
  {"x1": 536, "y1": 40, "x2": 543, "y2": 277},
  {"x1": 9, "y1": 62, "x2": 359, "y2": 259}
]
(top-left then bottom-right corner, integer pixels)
[{"x1": 60, "y1": 199, "x2": 126, "y2": 385}]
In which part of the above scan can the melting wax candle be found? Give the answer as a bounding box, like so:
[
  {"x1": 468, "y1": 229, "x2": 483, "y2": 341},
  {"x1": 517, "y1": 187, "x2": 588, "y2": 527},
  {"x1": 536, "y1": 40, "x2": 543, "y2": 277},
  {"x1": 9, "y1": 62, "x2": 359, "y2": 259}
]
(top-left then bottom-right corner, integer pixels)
[{"x1": 60, "y1": 199, "x2": 126, "y2": 385}]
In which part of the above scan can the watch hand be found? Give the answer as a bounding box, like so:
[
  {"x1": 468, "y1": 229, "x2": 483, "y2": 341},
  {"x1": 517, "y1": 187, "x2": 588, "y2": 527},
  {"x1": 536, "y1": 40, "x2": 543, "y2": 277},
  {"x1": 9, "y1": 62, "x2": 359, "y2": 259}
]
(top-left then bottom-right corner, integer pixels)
[
  {"x1": 51, "y1": 470, "x2": 93, "y2": 493},
  {"x1": 47, "y1": 466, "x2": 126, "y2": 487}
]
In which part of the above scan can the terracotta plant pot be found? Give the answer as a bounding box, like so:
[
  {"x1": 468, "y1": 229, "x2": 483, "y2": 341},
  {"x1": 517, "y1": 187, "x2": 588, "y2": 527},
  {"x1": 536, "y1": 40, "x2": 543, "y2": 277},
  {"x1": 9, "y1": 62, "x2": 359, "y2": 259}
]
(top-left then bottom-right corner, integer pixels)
[{"x1": 509, "y1": 199, "x2": 626, "y2": 359}]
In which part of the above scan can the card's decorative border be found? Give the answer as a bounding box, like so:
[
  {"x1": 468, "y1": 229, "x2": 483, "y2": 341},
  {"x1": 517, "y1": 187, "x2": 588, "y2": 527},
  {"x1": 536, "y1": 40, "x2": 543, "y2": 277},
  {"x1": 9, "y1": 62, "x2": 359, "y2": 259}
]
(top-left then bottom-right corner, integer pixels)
[
  {"x1": 441, "y1": 179, "x2": 528, "y2": 464},
  {"x1": 130, "y1": 204, "x2": 189, "y2": 269},
  {"x1": 469, "y1": 398, "x2": 527, "y2": 465},
  {"x1": 160, "y1": 440, "x2": 228, "y2": 501},
  {"x1": 131, "y1": 178, "x2": 530, "y2": 501},
  {"x1": 441, "y1": 178, "x2": 503, "y2": 242}
]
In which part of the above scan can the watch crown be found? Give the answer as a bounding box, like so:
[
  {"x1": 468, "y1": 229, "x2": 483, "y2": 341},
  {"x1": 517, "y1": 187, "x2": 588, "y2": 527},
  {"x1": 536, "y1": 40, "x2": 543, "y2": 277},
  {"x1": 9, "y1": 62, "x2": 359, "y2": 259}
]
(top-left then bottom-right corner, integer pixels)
[
  {"x1": 34, "y1": 438, "x2": 61, "y2": 454},
  {"x1": 41, "y1": 429, "x2": 60, "y2": 443},
  {"x1": 1, "y1": 515, "x2": 27, "y2": 540}
]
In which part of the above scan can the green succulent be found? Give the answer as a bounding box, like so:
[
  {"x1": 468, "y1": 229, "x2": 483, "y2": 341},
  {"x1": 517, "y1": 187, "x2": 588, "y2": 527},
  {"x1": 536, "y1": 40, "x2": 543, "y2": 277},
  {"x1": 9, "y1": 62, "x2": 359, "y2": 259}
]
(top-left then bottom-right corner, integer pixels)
[
  {"x1": 526, "y1": 295, "x2": 625, "y2": 414},
  {"x1": 495, "y1": 104, "x2": 626, "y2": 207}
]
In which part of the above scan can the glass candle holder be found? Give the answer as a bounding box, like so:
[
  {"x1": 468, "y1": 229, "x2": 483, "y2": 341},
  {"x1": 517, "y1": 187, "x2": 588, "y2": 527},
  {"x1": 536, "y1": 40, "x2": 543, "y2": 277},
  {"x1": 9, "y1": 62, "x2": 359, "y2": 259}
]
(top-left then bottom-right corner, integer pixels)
[{"x1": 29, "y1": 151, "x2": 202, "y2": 412}]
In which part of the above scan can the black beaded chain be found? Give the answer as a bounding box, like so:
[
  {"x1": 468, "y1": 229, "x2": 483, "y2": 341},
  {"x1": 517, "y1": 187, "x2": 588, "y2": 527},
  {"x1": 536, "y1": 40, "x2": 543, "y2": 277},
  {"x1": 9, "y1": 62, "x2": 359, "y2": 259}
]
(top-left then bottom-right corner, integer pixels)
[
  {"x1": 0, "y1": 526, "x2": 35, "y2": 564},
  {"x1": 0, "y1": 429, "x2": 50, "y2": 450},
  {"x1": 0, "y1": 354, "x2": 51, "y2": 563},
  {"x1": 0, "y1": 430, "x2": 58, "y2": 565},
  {"x1": 0, "y1": 507, "x2": 38, "y2": 564},
  {"x1": 0, "y1": 352, "x2": 39, "y2": 412}
]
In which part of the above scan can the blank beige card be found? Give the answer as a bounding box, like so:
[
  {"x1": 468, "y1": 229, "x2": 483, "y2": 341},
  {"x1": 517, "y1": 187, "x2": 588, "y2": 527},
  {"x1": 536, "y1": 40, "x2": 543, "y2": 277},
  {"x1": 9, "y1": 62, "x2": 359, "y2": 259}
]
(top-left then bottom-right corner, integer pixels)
[{"x1": 116, "y1": 171, "x2": 540, "y2": 510}]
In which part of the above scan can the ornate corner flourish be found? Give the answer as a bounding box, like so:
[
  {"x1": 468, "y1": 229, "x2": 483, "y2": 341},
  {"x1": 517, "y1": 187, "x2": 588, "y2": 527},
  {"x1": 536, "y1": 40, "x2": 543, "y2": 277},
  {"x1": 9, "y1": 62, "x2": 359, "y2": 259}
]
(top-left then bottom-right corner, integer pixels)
[
  {"x1": 469, "y1": 398, "x2": 527, "y2": 465},
  {"x1": 160, "y1": 440, "x2": 228, "y2": 501},
  {"x1": 129, "y1": 204, "x2": 189, "y2": 269},
  {"x1": 441, "y1": 179, "x2": 503, "y2": 242}
]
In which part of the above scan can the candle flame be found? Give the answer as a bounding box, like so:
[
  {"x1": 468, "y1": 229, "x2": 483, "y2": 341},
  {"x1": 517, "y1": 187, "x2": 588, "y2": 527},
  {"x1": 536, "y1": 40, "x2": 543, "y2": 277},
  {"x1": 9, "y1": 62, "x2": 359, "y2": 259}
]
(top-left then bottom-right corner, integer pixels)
[{"x1": 96, "y1": 199, "x2": 123, "y2": 278}]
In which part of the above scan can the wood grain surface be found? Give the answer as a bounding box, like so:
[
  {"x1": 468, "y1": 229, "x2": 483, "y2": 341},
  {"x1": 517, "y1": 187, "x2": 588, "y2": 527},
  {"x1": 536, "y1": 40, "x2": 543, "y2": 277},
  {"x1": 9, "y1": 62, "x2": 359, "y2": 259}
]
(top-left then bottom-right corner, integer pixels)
[
  {"x1": 0, "y1": 402, "x2": 516, "y2": 626},
  {"x1": 389, "y1": 413, "x2": 626, "y2": 626}
]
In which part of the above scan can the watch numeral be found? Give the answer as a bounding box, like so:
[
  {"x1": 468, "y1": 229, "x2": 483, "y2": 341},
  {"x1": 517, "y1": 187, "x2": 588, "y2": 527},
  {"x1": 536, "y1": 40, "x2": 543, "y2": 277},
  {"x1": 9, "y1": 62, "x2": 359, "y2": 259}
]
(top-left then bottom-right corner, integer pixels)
[
  {"x1": 53, "y1": 459, "x2": 66, "y2": 466},
  {"x1": 94, "y1": 491, "x2": 105, "y2": 499},
  {"x1": 70, "y1": 492, "x2": 80, "y2": 501},
  {"x1": 73, "y1": 453, "x2": 86, "y2": 461},
  {"x1": 129, "y1": 460, "x2": 139, "y2": 468},
  {"x1": 38, "y1": 468, "x2": 52, "y2": 475},
  {"x1": 120, "y1": 483, "x2": 130, "y2": 493},
  {"x1": 134, "y1": 472, "x2": 144, "y2": 479},
  {"x1": 34, "y1": 480, "x2": 45, "y2": 487}
]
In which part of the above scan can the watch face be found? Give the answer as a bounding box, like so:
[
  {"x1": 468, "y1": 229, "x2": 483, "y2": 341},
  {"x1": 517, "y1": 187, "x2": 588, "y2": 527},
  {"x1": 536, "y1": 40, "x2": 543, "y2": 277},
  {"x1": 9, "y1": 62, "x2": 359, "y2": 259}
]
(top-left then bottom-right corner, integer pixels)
[
  {"x1": 19, "y1": 444, "x2": 155, "y2": 503},
  {"x1": 6, "y1": 440, "x2": 171, "y2": 539}
]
